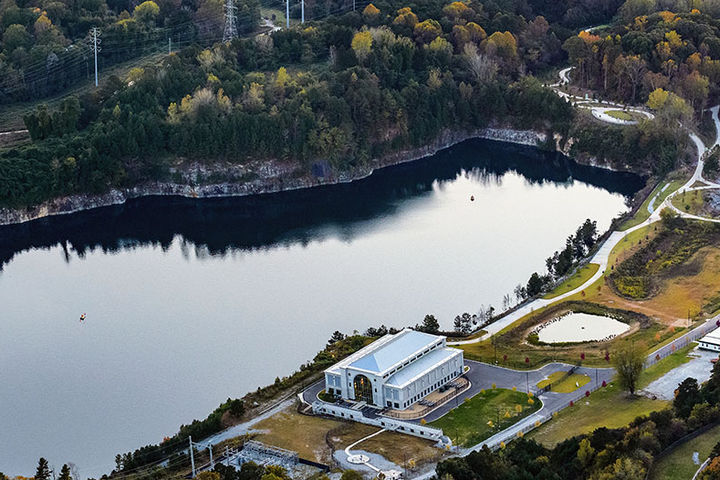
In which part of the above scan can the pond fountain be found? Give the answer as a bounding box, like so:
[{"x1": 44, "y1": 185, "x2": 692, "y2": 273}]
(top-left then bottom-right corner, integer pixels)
[{"x1": 535, "y1": 312, "x2": 630, "y2": 344}]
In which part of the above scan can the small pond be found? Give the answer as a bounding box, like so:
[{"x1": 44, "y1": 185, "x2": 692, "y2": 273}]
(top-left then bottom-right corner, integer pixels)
[{"x1": 536, "y1": 312, "x2": 630, "y2": 344}]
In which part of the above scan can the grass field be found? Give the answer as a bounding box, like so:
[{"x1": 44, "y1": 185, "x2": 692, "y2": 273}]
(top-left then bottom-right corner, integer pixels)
[
  {"x1": 620, "y1": 178, "x2": 686, "y2": 230},
  {"x1": 672, "y1": 189, "x2": 709, "y2": 216},
  {"x1": 253, "y1": 407, "x2": 341, "y2": 462},
  {"x1": 537, "y1": 372, "x2": 591, "y2": 393},
  {"x1": 639, "y1": 343, "x2": 695, "y2": 388},
  {"x1": 527, "y1": 344, "x2": 697, "y2": 447},
  {"x1": 649, "y1": 424, "x2": 720, "y2": 480},
  {"x1": 605, "y1": 110, "x2": 634, "y2": 121},
  {"x1": 543, "y1": 264, "x2": 599, "y2": 299},
  {"x1": 327, "y1": 422, "x2": 445, "y2": 467},
  {"x1": 430, "y1": 389, "x2": 540, "y2": 447},
  {"x1": 253, "y1": 406, "x2": 443, "y2": 467}
]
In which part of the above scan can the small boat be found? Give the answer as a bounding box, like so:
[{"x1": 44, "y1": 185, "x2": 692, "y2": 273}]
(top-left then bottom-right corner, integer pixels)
[
  {"x1": 80, "y1": 313, "x2": 86, "y2": 322},
  {"x1": 470, "y1": 195, "x2": 475, "y2": 201}
]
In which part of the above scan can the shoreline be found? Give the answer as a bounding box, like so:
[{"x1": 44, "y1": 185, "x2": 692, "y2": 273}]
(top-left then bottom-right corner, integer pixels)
[{"x1": 0, "y1": 127, "x2": 549, "y2": 226}]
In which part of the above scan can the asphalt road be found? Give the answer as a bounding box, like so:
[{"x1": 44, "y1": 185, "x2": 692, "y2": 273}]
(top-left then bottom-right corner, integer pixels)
[{"x1": 302, "y1": 359, "x2": 615, "y2": 425}]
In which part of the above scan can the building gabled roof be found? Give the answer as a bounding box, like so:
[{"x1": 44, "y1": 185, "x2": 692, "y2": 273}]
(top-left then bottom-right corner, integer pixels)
[
  {"x1": 700, "y1": 328, "x2": 720, "y2": 346},
  {"x1": 385, "y1": 347, "x2": 462, "y2": 388},
  {"x1": 325, "y1": 328, "x2": 443, "y2": 376}
]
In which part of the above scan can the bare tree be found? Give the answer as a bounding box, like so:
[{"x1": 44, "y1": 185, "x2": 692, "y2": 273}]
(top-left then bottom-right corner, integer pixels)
[{"x1": 464, "y1": 43, "x2": 498, "y2": 84}]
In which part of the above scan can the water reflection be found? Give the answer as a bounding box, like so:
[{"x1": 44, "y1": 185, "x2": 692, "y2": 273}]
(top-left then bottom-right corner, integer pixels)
[{"x1": 0, "y1": 139, "x2": 643, "y2": 269}]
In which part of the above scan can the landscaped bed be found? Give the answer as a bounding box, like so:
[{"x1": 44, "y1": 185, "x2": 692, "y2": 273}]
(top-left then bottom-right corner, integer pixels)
[
  {"x1": 461, "y1": 300, "x2": 653, "y2": 368},
  {"x1": 537, "y1": 372, "x2": 591, "y2": 393},
  {"x1": 430, "y1": 388, "x2": 541, "y2": 447}
]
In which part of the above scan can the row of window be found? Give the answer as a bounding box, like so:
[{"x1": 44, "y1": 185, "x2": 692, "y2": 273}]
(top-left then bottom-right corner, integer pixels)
[{"x1": 399, "y1": 369, "x2": 459, "y2": 409}]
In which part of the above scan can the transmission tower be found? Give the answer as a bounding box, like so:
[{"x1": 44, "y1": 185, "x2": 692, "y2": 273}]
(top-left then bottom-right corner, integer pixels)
[
  {"x1": 89, "y1": 27, "x2": 101, "y2": 87},
  {"x1": 223, "y1": 0, "x2": 238, "y2": 42}
]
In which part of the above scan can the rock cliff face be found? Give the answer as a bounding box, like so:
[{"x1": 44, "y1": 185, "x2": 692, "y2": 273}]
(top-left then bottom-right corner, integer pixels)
[{"x1": 0, "y1": 127, "x2": 546, "y2": 226}]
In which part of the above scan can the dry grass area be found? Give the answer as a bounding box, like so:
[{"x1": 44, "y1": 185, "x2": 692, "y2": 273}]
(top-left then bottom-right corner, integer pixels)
[
  {"x1": 327, "y1": 422, "x2": 445, "y2": 467},
  {"x1": 253, "y1": 407, "x2": 341, "y2": 463},
  {"x1": 578, "y1": 245, "x2": 720, "y2": 324},
  {"x1": 252, "y1": 406, "x2": 444, "y2": 467}
]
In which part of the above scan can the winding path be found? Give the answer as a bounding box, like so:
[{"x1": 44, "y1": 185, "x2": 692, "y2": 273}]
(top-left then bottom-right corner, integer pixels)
[
  {"x1": 451, "y1": 71, "x2": 719, "y2": 347},
  {"x1": 550, "y1": 67, "x2": 654, "y2": 125}
]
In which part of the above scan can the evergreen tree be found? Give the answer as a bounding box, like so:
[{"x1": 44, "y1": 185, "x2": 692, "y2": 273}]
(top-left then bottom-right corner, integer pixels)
[
  {"x1": 35, "y1": 458, "x2": 51, "y2": 480},
  {"x1": 58, "y1": 464, "x2": 72, "y2": 480}
]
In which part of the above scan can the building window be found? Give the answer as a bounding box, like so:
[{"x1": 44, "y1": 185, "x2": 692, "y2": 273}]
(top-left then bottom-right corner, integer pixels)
[{"x1": 394, "y1": 402, "x2": 399, "y2": 408}]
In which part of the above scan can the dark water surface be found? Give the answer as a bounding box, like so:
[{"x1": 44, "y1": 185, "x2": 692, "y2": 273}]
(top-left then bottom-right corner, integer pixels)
[{"x1": 0, "y1": 139, "x2": 643, "y2": 476}]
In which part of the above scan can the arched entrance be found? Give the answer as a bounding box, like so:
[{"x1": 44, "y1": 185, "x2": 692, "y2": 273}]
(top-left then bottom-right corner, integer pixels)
[{"x1": 353, "y1": 375, "x2": 374, "y2": 405}]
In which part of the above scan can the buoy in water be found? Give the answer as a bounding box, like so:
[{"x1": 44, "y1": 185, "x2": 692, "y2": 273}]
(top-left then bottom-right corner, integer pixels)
[
  {"x1": 470, "y1": 195, "x2": 475, "y2": 201},
  {"x1": 80, "y1": 313, "x2": 86, "y2": 322}
]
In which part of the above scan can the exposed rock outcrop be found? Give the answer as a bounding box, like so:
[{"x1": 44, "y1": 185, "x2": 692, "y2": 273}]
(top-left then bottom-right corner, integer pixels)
[{"x1": 0, "y1": 127, "x2": 547, "y2": 226}]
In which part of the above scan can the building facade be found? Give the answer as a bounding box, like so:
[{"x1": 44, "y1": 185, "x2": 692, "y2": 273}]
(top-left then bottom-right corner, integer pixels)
[
  {"x1": 323, "y1": 328, "x2": 464, "y2": 410},
  {"x1": 699, "y1": 329, "x2": 720, "y2": 352}
]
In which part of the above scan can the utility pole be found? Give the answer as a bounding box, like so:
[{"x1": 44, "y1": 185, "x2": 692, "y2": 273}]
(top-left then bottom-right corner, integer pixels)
[
  {"x1": 189, "y1": 436, "x2": 196, "y2": 478},
  {"x1": 285, "y1": 0, "x2": 289, "y2": 28},
  {"x1": 353, "y1": 0, "x2": 355, "y2": 11},
  {"x1": 208, "y1": 444, "x2": 214, "y2": 469},
  {"x1": 223, "y1": 0, "x2": 238, "y2": 42},
  {"x1": 90, "y1": 27, "x2": 101, "y2": 87},
  {"x1": 168, "y1": 36, "x2": 172, "y2": 54},
  {"x1": 225, "y1": 446, "x2": 229, "y2": 466},
  {"x1": 301, "y1": 0, "x2": 304, "y2": 23}
]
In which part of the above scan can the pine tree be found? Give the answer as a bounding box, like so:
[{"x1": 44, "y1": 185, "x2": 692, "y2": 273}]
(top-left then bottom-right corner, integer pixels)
[
  {"x1": 58, "y1": 464, "x2": 72, "y2": 480},
  {"x1": 35, "y1": 458, "x2": 51, "y2": 480}
]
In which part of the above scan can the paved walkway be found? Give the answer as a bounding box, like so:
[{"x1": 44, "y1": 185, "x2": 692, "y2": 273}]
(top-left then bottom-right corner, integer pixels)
[{"x1": 643, "y1": 347, "x2": 719, "y2": 400}]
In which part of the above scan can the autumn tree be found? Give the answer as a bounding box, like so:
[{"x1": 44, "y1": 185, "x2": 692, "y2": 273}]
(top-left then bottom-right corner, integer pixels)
[
  {"x1": 612, "y1": 343, "x2": 644, "y2": 395},
  {"x1": 351, "y1": 30, "x2": 373, "y2": 64},
  {"x1": 414, "y1": 19, "x2": 442, "y2": 44},
  {"x1": 134, "y1": 1, "x2": 160, "y2": 24},
  {"x1": 393, "y1": 7, "x2": 418, "y2": 28},
  {"x1": 362, "y1": 3, "x2": 380, "y2": 23}
]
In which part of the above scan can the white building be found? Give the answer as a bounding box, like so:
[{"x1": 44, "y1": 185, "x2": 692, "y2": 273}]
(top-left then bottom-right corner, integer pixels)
[
  {"x1": 323, "y1": 328, "x2": 464, "y2": 410},
  {"x1": 699, "y1": 328, "x2": 720, "y2": 352}
]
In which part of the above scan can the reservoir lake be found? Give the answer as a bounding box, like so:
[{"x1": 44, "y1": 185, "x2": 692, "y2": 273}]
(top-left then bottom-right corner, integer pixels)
[{"x1": 0, "y1": 139, "x2": 644, "y2": 476}]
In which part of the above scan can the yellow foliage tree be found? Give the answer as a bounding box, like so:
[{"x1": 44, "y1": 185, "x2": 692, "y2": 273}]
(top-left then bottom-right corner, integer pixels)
[
  {"x1": 351, "y1": 30, "x2": 373, "y2": 63},
  {"x1": 362, "y1": 3, "x2": 380, "y2": 19},
  {"x1": 465, "y1": 22, "x2": 486, "y2": 42},
  {"x1": 414, "y1": 19, "x2": 442, "y2": 43},
  {"x1": 486, "y1": 31, "x2": 517, "y2": 59},
  {"x1": 646, "y1": 88, "x2": 670, "y2": 110},
  {"x1": 393, "y1": 7, "x2": 418, "y2": 27},
  {"x1": 443, "y1": 1, "x2": 471, "y2": 22}
]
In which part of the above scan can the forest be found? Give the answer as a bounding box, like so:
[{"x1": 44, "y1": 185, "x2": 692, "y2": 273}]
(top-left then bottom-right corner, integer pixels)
[{"x1": 1, "y1": 0, "x2": 718, "y2": 209}]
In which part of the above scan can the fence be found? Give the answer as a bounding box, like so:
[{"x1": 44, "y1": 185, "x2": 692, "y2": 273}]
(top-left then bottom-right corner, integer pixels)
[
  {"x1": 644, "y1": 317, "x2": 720, "y2": 369},
  {"x1": 312, "y1": 401, "x2": 447, "y2": 442}
]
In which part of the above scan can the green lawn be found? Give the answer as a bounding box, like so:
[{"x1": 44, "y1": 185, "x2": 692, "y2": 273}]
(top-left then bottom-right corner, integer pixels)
[
  {"x1": 639, "y1": 343, "x2": 695, "y2": 389},
  {"x1": 620, "y1": 178, "x2": 685, "y2": 230},
  {"x1": 543, "y1": 264, "x2": 599, "y2": 299},
  {"x1": 430, "y1": 389, "x2": 541, "y2": 447},
  {"x1": 649, "y1": 424, "x2": 720, "y2": 480},
  {"x1": 528, "y1": 343, "x2": 696, "y2": 447},
  {"x1": 537, "y1": 372, "x2": 591, "y2": 393},
  {"x1": 605, "y1": 110, "x2": 634, "y2": 121},
  {"x1": 527, "y1": 381, "x2": 667, "y2": 447}
]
